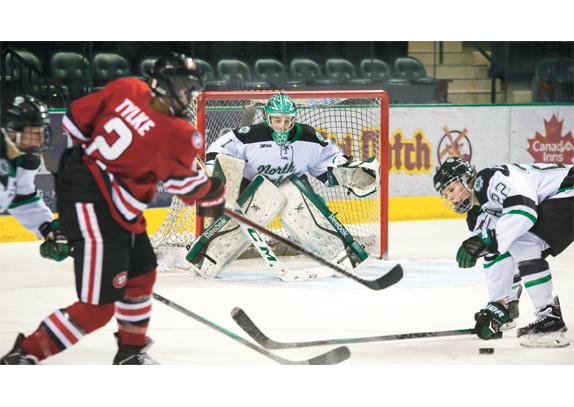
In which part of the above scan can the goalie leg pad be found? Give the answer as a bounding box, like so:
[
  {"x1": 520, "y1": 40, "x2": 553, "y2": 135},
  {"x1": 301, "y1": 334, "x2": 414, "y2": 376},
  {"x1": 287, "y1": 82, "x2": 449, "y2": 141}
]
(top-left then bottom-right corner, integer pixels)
[
  {"x1": 186, "y1": 175, "x2": 286, "y2": 278},
  {"x1": 279, "y1": 177, "x2": 368, "y2": 271},
  {"x1": 211, "y1": 153, "x2": 246, "y2": 206}
]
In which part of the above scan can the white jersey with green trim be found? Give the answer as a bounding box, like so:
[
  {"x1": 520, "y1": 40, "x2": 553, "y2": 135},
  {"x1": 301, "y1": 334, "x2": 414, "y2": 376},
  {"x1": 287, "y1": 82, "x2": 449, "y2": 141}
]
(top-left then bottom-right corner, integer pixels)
[
  {"x1": 205, "y1": 122, "x2": 345, "y2": 186},
  {"x1": 473, "y1": 163, "x2": 574, "y2": 253},
  {"x1": 0, "y1": 134, "x2": 53, "y2": 238}
]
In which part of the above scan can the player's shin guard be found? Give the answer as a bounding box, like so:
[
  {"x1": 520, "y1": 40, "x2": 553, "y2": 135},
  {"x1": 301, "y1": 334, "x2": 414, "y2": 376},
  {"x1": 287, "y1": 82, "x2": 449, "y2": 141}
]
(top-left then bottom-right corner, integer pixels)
[
  {"x1": 518, "y1": 258, "x2": 554, "y2": 312},
  {"x1": 115, "y1": 270, "x2": 156, "y2": 348},
  {"x1": 20, "y1": 301, "x2": 115, "y2": 361}
]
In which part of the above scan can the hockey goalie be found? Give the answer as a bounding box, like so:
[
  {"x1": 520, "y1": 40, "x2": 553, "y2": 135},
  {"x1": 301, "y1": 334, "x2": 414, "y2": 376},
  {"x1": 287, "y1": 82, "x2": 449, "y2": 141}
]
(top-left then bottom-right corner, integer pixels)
[{"x1": 185, "y1": 92, "x2": 380, "y2": 279}]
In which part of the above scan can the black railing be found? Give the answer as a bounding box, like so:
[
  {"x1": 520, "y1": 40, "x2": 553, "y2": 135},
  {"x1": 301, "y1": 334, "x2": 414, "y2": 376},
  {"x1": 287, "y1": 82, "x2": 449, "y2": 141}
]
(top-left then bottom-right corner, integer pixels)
[{"x1": 1, "y1": 48, "x2": 68, "y2": 108}]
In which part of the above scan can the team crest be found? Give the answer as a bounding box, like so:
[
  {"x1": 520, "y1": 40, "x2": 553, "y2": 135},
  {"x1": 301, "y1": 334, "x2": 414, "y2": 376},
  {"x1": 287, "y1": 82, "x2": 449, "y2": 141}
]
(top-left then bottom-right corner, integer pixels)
[
  {"x1": 473, "y1": 176, "x2": 484, "y2": 192},
  {"x1": 238, "y1": 126, "x2": 250, "y2": 134},
  {"x1": 0, "y1": 159, "x2": 8, "y2": 176},
  {"x1": 191, "y1": 131, "x2": 203, "y2": 149},
  {"x1": 113, "y1": 271, "x2": 128, "y2": 289}
]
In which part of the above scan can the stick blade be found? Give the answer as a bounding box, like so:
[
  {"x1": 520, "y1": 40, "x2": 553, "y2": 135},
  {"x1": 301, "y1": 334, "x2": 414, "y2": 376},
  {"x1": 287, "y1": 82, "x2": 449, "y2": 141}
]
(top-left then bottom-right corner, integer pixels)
[
  {"x1": 307, "y1": 346, "x2": 351, "y2": 365},
  {"x1": 363, "y1": 264, "x2": 403, "y2": 290}
]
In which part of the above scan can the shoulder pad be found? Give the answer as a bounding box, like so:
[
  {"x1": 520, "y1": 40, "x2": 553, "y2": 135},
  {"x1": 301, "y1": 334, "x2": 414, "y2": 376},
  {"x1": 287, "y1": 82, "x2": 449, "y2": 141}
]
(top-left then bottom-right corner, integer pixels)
[{"x1": 474, "y1": 166, "x2": 509, "y2": 205}]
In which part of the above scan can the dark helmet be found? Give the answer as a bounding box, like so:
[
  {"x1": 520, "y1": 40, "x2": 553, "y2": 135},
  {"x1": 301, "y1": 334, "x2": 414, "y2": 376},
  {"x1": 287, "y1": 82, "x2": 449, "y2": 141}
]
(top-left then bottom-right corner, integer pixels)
[
  {"x1": 149, "y1": 53, "x2": 205, "y2": 118},
  {"x1": 433, "y1": 156, "x2": 476, "y2": 214},
  {"x1": 2, "y1": 95, "x2": 50, "y2": 132}
]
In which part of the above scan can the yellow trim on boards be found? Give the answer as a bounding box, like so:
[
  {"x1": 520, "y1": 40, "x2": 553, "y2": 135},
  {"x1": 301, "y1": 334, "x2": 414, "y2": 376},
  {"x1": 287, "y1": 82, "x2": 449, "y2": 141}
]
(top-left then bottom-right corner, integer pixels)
[{"x1": 0, "y1": 196, "x2": 462, "y2": 243}]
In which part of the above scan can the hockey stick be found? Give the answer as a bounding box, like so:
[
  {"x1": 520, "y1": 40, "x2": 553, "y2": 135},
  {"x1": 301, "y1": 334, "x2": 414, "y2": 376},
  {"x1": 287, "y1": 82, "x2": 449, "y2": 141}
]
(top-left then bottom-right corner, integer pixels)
[
  {"x1": 231, "y1": 307, "x2": 477, "y2": 349},
  {"x1": 224, "y1": 208, "x2": 403, "y2": 290},
  {"x1": 152, "y1": 292, "x2": 351, "y2": 365},
  {"x1": 232, "y1": 205, "x2": 324, "y2": 282}
]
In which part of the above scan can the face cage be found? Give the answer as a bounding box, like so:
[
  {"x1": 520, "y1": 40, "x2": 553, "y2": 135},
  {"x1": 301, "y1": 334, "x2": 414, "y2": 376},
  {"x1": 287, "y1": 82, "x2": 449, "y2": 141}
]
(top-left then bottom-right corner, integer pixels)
[
  {"x1": 7, "y1": 126, "x2": 50, "y2": 153},
  {"x1": 154, "y1": 75, "x2": 201, "y2": 118},
  {"x1": 265, "y1": 113, "x2": 295, "y2": 145},
  {"x1": 439, "y1": 176, "x2": 473, "y2": 214}
]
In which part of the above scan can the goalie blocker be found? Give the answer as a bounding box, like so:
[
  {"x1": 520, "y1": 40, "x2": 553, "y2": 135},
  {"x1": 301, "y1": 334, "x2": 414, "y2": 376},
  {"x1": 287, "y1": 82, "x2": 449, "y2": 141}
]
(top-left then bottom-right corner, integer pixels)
[{"x1": 186, "y1": 154, "x2": 373, "y2": 278}]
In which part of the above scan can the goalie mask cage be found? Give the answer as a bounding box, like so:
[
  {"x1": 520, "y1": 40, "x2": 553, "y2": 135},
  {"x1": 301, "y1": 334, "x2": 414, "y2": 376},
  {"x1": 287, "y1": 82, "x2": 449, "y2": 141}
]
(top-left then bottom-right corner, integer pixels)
[{"x1": 150, "y1": 90, "x2": 389, "y2": 270}]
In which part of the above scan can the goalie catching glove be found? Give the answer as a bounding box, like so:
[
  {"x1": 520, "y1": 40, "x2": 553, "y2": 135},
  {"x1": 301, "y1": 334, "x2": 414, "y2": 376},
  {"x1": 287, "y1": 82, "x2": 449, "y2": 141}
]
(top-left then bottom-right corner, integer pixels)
[
  {"x1": 196, "y1": 176, "x2": 226, "y2": 218},
  {"x1": 327, "y1": 156, "x2": 380, "y2": 197},
  {"x1": 39, "y1": 220, "x2": 70, "y2": 262}
]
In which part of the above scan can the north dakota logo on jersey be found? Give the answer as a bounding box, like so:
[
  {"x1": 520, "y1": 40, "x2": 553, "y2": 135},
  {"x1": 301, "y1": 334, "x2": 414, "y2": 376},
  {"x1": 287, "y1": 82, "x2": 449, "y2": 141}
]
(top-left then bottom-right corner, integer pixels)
[{"x1": 474, "y1": 176, "x2": 484, "y2": 192}]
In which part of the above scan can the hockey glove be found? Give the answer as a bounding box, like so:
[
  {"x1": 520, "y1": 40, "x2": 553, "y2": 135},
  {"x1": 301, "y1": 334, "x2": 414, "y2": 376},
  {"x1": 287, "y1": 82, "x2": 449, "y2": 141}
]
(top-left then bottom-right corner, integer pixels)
[
  {"x1": 39, "y1": 220, "x2": 70, "y2": 262},
  {"x1": 197, "y1": 176, "x2": 226, "y2": 218},
  {"x1": 474, "y1": 302, "x2": 510, "y2": 340},
  {"x1": 456, "y1": 229, "x2": 497, "y2": 268}
]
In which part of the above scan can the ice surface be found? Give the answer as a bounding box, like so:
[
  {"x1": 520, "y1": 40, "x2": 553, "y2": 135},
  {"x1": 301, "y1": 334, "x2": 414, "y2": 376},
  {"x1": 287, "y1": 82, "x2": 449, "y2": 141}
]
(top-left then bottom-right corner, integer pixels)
[{"x1": 1, "y1": 218, "x2": 572, "y2": 365}]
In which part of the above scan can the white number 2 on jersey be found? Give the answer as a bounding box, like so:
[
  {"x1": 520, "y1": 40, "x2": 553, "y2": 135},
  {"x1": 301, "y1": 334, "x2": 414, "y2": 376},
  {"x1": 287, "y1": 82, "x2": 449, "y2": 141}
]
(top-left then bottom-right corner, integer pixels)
[{"x1": 85, "y1": 117, "x2": 133, "y2": 160}]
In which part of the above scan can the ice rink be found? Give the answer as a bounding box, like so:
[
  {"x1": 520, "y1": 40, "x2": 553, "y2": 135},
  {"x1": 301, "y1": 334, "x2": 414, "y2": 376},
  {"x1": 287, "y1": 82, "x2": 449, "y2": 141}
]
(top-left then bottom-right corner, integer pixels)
[{"x1": 1, "y1": 218, "x2": 573, "y2": 405}]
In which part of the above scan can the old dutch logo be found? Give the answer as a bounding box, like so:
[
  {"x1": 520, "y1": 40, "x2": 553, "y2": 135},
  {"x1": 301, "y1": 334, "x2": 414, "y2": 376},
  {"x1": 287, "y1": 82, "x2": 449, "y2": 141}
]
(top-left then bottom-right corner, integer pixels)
[
  {"x1": 113, "y1": 271, "x2": 128, "y2": 289},
  {"x1": 437, "y1": 126, "x2": 472, "y2": 165},
  {"x1": 527, "y1": 115, "x2": 574, "y2": 164}
]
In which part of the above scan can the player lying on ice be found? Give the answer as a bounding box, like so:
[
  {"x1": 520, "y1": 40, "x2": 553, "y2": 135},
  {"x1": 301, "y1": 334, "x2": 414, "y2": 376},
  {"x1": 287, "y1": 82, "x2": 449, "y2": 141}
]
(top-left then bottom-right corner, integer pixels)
[
  {"x1": 1, "y1": 53, "x2": 225, "y2": 365},
  {"x1": 0, "y1": 95, "x2": 69, "y2": 262},
  {"x1": 186, "y1": 93, "x2": 381, "y2": 281},
  {"x1": 433, "y1": 156, "x2": 573, "y2": 348}
]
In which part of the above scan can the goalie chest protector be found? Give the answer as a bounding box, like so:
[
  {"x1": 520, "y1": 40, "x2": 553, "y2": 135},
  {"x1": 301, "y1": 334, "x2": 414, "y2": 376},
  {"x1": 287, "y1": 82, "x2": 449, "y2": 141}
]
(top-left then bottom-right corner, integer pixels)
[{"x1": 210, "y1": 123, "x2": 340, "y2": 185}]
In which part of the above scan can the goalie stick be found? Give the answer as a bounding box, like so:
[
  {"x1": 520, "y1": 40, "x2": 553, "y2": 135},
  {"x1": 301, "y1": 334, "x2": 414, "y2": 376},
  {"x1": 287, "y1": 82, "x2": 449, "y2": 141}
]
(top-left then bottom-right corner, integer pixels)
[
  {"x1": 152, "y1": 293, "x2": 350, "y2": 365},
  {"x1": 231, "y1": 307, "x2": 478, "y2": 349},
  {"x1": 224, "y1": 207, "x2": 403, "y2": 290},
  {"x1": 232, "y1": 204, "x2": 325, "y2": 282}
]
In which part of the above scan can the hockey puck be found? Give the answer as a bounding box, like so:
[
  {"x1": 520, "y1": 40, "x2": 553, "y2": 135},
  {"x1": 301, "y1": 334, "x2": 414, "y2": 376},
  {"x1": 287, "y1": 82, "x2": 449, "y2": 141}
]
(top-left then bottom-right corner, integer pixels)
[{"x1": 479, "y1": 348, "x2": 494, "y2": 354}]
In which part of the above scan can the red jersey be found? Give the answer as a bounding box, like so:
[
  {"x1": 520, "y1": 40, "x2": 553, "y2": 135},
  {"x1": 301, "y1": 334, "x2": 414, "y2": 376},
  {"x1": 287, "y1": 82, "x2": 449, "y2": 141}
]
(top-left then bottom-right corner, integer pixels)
[{"x1": 62, "y1": 77, "x2": 210, "y2": 233}]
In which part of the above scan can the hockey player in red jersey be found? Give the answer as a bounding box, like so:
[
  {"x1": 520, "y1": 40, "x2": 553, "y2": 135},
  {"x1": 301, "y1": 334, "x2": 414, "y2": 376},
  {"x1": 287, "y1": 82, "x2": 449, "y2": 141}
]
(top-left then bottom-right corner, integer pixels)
[{"x1": 1, "y1": 53, "x2": 225, "y2": 365}]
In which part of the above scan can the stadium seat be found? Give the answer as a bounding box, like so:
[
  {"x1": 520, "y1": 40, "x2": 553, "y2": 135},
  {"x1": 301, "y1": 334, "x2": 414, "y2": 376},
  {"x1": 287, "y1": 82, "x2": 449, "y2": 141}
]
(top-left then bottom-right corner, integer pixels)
[
  {"x1": 194, "y1": 59, "x2": 227, "y2": 90},
  {"x1": 359, "y1": 58, "x2": 391, "y2": 83},
  {"x1": 216, "y1": 59, "x2": 267, "y2": 90},
  {"x1": 4, "y1": 50, "x2": 43, "y2": 95},
  {"x1": 393, "y1": 57, "x2": 434, "y2": 84},
  {"x1": 49, "y1": 51, "x2": 90, "y2": 99},
  {"x1": 92, "y1": 52, "x2": 132, "y2": 87},
  {"x1": 532, "y1": 57, "x2": 574, "y2": 102},
  {"x1": 254, "y1": 58, "x2": 285, "y2": 88},
  {"x1": 139, "y1": 57, "x2": 157, "y2": 79},
  {"x1": 325, "y1": 58, "x2": 370, "y2": 85},
  {"x1": 289, "y1": 58, "x2": 332, "y2": 85}
]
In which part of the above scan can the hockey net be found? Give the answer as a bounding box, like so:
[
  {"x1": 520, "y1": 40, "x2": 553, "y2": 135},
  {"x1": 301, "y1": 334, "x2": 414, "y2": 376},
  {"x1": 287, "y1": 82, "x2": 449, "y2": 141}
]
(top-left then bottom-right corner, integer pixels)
[{"x1": 150, "y1": 90, "x2": 389, "y2": 271}]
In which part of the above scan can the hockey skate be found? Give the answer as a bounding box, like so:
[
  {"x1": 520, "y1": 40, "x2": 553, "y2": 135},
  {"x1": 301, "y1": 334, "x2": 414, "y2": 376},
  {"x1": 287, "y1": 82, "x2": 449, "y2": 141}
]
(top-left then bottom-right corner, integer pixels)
[
  {"x1": 0, "y1": 333, "x2": 39, "y2": 365},
  {"x1": 501, "y1": 285, "x2": 522, "y2": 330},
  {"x1": 113, "y1": 335, "x2": 159, "y2": 365},
  {"x1": 517, "y1": 296, "x2": 569, "y2": 348}
]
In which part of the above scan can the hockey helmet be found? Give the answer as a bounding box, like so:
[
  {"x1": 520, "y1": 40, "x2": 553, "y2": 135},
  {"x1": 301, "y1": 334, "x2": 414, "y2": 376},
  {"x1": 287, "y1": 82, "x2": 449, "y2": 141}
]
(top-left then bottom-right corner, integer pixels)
[
  {"x1": 150, "y1": 53, "x2": 205, "y2": 118},
  {"x1": 2, "y1": 95, "x2": 50, "y2": 152},
  {"x1": 264, "y1": 93, "x2": 297, "y2": 145},
  {"x1": 433, "y1": 156, "x2": 476, "y2": 214}
]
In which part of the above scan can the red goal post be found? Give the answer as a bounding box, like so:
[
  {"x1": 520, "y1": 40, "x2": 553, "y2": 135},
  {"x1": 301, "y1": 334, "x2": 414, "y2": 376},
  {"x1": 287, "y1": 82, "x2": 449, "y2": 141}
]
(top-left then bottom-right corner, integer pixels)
[{"x1": 152, "y1": 89, "x2": 389, "y2": 261}]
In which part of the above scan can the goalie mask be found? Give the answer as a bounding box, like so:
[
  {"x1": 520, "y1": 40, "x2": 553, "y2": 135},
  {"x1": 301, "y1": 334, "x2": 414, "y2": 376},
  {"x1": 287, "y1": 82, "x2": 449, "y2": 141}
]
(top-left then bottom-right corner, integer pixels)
[
  {"x1": 1, "y1": 95, "x2": 50, "y2": 153},
  {"x1": 264, "y1": 93, "x2": 297, "y2": 145},
  {"x1": 433, "y1": 157, "x2": 476, "y2": 214},
  {"x1": 150, "y1": 53, "x2": 205, "y2": 118}
]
